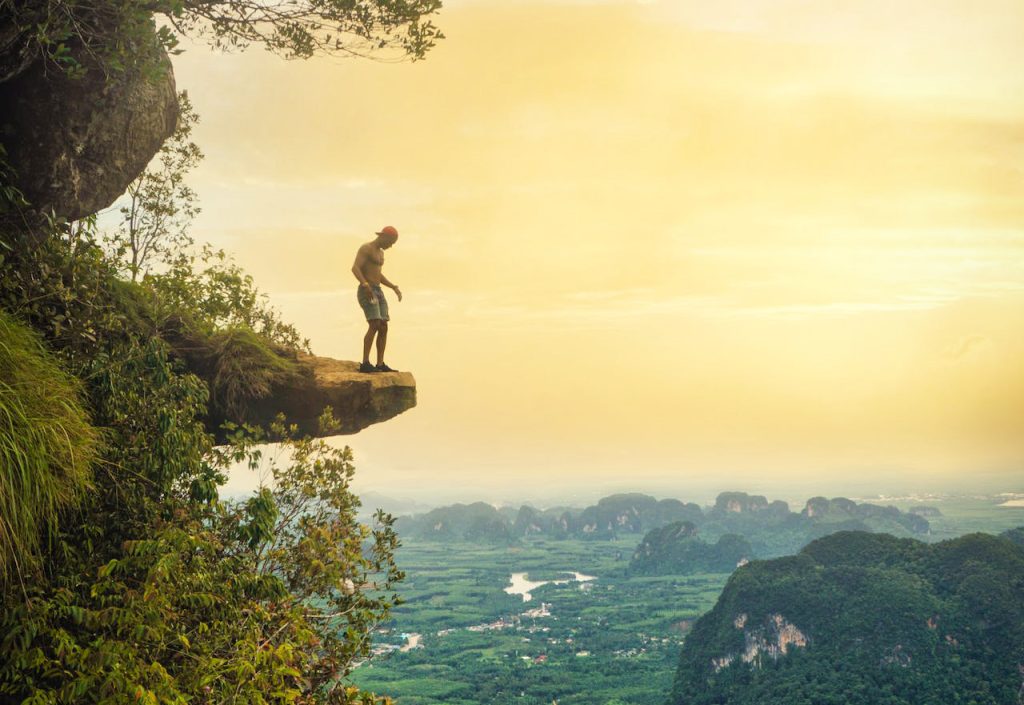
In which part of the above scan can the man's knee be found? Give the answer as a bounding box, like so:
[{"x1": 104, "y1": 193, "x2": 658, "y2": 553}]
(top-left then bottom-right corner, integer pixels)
[{"x1": 379, "y1": 321, "x2": 389, "y2": 333}]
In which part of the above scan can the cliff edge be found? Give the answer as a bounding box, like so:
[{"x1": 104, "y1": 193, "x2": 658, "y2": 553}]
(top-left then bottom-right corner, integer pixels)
[{"x1": 207, "y1": 354, "x2": 416, "y2": 440}]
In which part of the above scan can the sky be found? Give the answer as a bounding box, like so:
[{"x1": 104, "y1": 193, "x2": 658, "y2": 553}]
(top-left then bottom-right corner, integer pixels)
[{"x1": 165, "y1": 0, "x2": 1024, "y2": 505}]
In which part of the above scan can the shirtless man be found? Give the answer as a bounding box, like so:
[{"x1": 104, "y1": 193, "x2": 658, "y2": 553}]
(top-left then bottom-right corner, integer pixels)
[{"x1": 352, "y1": 226, "x2": 403, "y2": 373}]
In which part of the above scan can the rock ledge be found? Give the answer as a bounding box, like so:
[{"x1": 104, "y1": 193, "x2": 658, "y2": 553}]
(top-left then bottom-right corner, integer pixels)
[{"x1": 239, "y1": 354, "x2": 416, "y2": 439}]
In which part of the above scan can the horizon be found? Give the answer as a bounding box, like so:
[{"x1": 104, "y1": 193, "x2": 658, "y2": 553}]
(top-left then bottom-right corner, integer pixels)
[{"x1": 219, "y1": 453, "x2": 1024, "y2": 512}]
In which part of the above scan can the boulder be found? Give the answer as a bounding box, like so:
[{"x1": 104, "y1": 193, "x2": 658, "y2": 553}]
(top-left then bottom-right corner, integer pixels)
[{"x1": 0, "y1": 32, "x2": 178, "y2": 223}]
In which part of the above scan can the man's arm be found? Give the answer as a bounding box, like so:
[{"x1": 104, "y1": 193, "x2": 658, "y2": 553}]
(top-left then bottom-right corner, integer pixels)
[{"x1": 379, "y1": 274, "x2": 403, "y2": 302}]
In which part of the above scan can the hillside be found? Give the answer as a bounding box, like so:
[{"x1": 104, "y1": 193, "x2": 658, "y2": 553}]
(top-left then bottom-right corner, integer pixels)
[
  {"x1": 630, "y1": 522, "x2": 753, "y2": 575},
  {"x1": 668, "y1": 531, "x2": 1024, "y2": 705}
]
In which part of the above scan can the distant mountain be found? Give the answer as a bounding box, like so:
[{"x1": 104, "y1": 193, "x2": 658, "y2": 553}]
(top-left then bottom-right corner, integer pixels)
[
  {"x1": 630, "y1": 522, "x2": 753, "y2": 575},
  {"x1": 511, "y1": 505, "x2": 575, "y2": 539},
  {"x1": 696, "y1": 492, "x2": 930, "y2": 558},
  {"x1": 708, "y1": 492, "x2": 790, "y2": 520},
  {"x1": 395, "y1": 491, "x2": 931, "y2": 554},
  {"x1": 574, "y1": 494, "x2": 704, "y2": 539},
  {"x1": 396, "y1": 502, "x2": 510, "y2": 542},
  {"x1": 397, "y1": 492, "x2": 703, "y2": 542},
  {"x1": 802, "y1": 496, "x2": 930, "y2": 535},
  {"x1": 668, "y1": 531, "x2": 1024, "y2": 705}
]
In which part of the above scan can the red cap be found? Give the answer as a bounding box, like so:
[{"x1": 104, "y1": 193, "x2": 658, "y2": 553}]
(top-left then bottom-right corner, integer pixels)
[{"x1": 376, "y1": 225, "x2": 399, "y2": 238}]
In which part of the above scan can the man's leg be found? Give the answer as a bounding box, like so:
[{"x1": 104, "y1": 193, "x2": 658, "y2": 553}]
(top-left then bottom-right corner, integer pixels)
[
  {"x1": 362, "y1": 321, "x2": 380, "y2": 364},
  {"x1": 375, "y1": 321, "x2": 388, "y2": 366}
]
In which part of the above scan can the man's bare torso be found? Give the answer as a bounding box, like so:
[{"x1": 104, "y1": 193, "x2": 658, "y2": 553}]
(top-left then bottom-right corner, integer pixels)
[{"x1": 356, "y1": 242, "x2": 385, "y2": 285}]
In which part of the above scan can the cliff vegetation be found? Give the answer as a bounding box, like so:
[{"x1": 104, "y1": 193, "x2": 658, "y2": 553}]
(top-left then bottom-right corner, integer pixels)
[{"x1": 0, "y1": 1, "x2": 437, "y2": 701}]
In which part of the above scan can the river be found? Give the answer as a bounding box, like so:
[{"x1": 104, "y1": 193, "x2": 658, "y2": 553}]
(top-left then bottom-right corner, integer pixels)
[{"x1": 504, "y1": 571, "x2": 597, "y2": 601}]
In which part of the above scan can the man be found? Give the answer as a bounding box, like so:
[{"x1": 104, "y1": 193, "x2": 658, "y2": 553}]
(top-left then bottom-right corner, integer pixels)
[{"x1": 352, "y1": 225, "x2": 403, "y2": 373}]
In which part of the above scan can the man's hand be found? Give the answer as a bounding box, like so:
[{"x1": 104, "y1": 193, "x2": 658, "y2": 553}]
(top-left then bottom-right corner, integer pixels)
[
  {"x1": 363, "y1": 281, "x2": 378, "y2": 304},
  {"x1": 394, "y1": 286, "x2": 403, "y2": 302}
]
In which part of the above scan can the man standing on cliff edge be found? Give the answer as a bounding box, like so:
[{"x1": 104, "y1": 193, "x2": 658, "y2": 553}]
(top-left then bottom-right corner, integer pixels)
[{"x1": 352, "y1": 226, "x2": 402, "y2": 373}]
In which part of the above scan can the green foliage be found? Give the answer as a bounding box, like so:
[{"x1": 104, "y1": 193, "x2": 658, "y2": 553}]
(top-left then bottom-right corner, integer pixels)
[
  {"x1": 104, "y1": 91, "x2": 203, "y2": 283},
  {"x1": 668, "y1": 531, "x2": 1024, "y2": 705},
  {"x1": 1, "y1": 0, "x2": 437, "y2": 697},
  {"x1": 233, "y1": 416, "x2": 405, "y2": 691},
  {"x1": 0, "y1": 219, "x2": 134, "y2": 363},
  {"x1": 13, "y1": 0, "x2": 443, "y2": 84},
  {"x1": 0, "y1": 144, "x2": 29, "y2": 217},
  {"x1": 148, "y1": 243, "x2": 309, "y2": 351},
  {"x1": 0, "y1": 416, "x2": 403, "y2": 704},
  {"x1": 0, "y1": 311, "x2": 98, "y2": 584},
  {"x1": 199, "y1": 325, "x2": 301, "y2": 418},
  {"x1": 0, "y1": 194, "x2": 398, "y2": 704},
  {"x1": 84, "y1": 336, "x2": 212, "y2": 497}
]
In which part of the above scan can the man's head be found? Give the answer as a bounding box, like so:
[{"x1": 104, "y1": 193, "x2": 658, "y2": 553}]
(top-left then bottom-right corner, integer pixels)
[{"x1": 375, "y1": 225, "x2": 399, "y2": 249}]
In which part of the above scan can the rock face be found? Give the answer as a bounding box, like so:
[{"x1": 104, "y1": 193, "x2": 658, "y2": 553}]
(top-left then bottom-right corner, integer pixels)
[
  {"x1": 709, "y1": 613, "x2": 809, "y2": 672},
  {"x1": 0, "y1": 10, "x2": 36, "y2": 84},
  {"x1": 239, "y1": 355, "x2": 417, "y2": 438},
  {"x1": 0, "y1": 35, "x2": 178, "y2": 223},
  {"x1": 708, "y1": 492, "x2": 789, "y2": 519}
]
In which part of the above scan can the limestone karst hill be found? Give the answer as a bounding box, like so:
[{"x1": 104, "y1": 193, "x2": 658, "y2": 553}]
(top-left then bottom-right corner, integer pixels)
[
  {"x1": 668, "y1": 531, "x2": 1024, "y2": 705},
  {"x1": 396, "y1": 491, "x2": 930, "y2": 555}
]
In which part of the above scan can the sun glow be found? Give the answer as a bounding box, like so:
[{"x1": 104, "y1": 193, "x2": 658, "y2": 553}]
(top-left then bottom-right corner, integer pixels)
[{"x1": 173, "y1": 0, "x2": 1024, "y2": 499}]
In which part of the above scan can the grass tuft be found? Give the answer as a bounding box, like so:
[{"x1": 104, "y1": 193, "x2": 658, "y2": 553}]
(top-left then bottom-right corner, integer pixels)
[
  {"x1": 0, "y1": 311, "x2": 99, "y2": 584},
  {"x1": 205, "y1": 326, "x2": 301, "y2": 419}
]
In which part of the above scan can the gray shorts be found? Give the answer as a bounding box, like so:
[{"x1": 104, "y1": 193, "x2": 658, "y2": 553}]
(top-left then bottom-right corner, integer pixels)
[{"x1": 357, "y1": 284, "x2": 389, "y2": 321}]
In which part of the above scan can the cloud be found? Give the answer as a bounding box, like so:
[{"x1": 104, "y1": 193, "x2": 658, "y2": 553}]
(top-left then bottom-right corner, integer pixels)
[{"x1": 942, "y1": 334, "x2": 992, "y2": 360}]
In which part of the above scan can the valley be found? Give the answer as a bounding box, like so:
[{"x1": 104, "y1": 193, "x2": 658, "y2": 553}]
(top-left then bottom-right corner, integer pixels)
[{"x1": 350, "y1": 492, "x2": 1024, "y2": 704}]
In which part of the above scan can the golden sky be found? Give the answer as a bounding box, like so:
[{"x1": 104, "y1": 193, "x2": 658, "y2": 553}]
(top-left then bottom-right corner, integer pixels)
[{"x1": 170, "y1": 0, "x2": 1024, "y2": 503}]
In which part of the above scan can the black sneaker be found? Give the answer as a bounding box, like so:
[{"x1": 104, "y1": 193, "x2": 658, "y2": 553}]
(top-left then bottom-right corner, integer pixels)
[
  {"x1": 375, "y1": 362, "x2": 397, "y2": 372},
  {"x1": 358, "y1": 361, "x2": 377, "y2": 373}
]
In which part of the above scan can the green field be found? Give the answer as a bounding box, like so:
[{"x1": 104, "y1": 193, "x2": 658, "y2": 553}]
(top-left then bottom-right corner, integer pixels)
[
  {"x1": 903, "y1": 496, "x2": 1024, "y2": 540},
  {"x1": 349, "y1": 537, "x2": 729, "y2": 705},
  {"x1": 348, "y1": 496, "x2": 1023, "y2": 705}
]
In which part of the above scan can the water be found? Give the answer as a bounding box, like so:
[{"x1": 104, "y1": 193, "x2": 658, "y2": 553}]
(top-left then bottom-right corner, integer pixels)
[{"x1": 504, "y1": 571, "x2": 597, "y2": 601}]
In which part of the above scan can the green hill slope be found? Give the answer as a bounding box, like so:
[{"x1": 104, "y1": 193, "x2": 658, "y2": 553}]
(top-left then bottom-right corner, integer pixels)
[{"x1": 668, "y1": 531, "x2": 1024, "y2": 705}]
